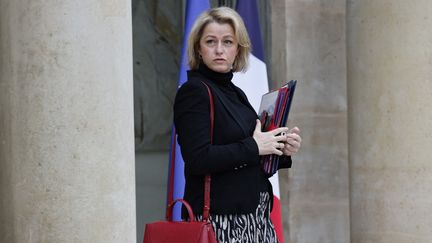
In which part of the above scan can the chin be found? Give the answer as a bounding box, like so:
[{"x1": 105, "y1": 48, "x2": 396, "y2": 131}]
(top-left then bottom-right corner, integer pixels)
[{"x1": 211, "y1": 65, "x2": 230, "y2": 73}]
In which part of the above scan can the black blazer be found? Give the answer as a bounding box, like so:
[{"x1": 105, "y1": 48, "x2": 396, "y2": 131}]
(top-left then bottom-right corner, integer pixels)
[{"x1": 174, "y1": 70, "x2": 292, "y2": 217}]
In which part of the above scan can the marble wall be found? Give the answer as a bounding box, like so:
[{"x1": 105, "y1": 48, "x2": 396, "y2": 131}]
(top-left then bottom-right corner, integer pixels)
[
  {"x1": 347, "y1": 1, "x2": 432, "y2": 242},
  {"x1": 0, "y1": 0, "x2": 136, "y2": 242},
  {"x1": 132, "y1": 0, "x2": 182, "y2": 151},
  {"x1": 271, "y1": 0, "x2": 350, "y2": 242}
]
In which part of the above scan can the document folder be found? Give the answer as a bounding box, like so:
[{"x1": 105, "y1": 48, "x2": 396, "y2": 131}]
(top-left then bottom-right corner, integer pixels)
[{"x1": 258, "y1": 80, "x2": 297, "y2": 176}]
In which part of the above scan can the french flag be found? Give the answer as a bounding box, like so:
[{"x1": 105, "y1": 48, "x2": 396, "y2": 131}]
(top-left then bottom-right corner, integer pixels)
[
  {"x1": 169, "y1": 0, "x2": 210, "y2": 221},
  {"x1": 233, "y1": 1, "x2": 285, "y2": 243}
]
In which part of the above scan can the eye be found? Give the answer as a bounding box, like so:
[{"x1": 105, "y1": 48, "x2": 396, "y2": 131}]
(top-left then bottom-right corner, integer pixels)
[
  {"x1": 205, "y1": 39, "x2": 216, "y2": 46},
  {"x1": 223, "y1": 40, "x2": 234, "y2": 46}
]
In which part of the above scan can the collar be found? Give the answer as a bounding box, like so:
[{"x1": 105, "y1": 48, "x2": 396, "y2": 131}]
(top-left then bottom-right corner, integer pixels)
[{"x1": 197, "y1": 63, "x2": 233, "y2": 86}]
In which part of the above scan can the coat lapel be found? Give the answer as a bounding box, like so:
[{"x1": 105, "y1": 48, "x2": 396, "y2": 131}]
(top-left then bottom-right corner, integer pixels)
[
  {"x1": 232, "y1": 86, "x2": 258, "y2": 117},
  {"x1": 201, "y1": 80, "x2": 249, "y2": 137}
]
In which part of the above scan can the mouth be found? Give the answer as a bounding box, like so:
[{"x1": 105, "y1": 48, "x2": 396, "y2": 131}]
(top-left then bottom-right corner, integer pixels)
[{"x1": 213, "y1": 58, "x2": 226, "y2": 63}]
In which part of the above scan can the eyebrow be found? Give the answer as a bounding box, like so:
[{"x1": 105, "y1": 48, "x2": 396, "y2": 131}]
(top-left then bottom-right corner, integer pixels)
[{"x1": 202, "y1": 34, "x2": 234, "y2": 39}]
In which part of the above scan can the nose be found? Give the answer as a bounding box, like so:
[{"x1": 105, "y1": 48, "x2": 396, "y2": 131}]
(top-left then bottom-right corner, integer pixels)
[{"x1": 215, "y1": 41, "x2": 223, "y2": 54}]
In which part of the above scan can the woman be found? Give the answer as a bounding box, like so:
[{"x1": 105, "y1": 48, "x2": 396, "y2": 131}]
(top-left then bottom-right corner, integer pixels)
[{"x1": 174, "y1": 7, "x2": 302, "y2": 243}]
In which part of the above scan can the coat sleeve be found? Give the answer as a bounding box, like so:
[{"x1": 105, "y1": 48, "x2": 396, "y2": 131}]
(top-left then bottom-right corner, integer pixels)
[
  {"x1": 174, "y1": 81, "x2": 260, "y2": 176},
  {"x1": 278, "y1": 155, "x2": 292, "y2": 169}
]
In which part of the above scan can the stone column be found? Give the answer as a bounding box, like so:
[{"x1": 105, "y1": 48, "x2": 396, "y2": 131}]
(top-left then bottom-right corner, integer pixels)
[
  {"x1": 0, "y1": 1, "x2": 136, "y2": 242},
  {"x1": 271, "y1": 0, "x2": 349, "y2": 242},
  {"x1": 347, "y1": 1, "x2": 432, "y2": 242}
]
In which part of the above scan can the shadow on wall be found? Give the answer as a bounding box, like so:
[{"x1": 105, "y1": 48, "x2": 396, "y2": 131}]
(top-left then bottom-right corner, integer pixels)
[{"x1": 135, "y1": 151, "x2": 169, "y2": 242}]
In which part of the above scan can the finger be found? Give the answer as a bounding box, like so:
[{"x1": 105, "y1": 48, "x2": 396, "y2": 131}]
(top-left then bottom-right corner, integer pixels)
[
  {"x1": 289, "y1": 145, "x2": 298, "y2": 154},
  {"x1": 287, "y1": 133, "x2": 301, "y2": 142},
  {"x1": 286, "y1": 148, "x2": 297, "y2": 155},
  {"x1": 286, "y1": 133, "x2": 299, "y2": 139},
  {"x1": 290, "y1": 141, "x2": 300, "y2": 149},
  {"x1": 284, "y1": 144, "x2": 298, "y2": 153},
  {"x1": 270, "y1": 127, "x2": 289, "y2": 136},
  {"x1": 289, "y1": 126, "x2": 300, "y2": 134},
  {"x1": 286, "y1": 139, "x2": 300, "y2": 147},
  {"x1": 273, "y1": 148, "x2": 283, "y2": 156},
  {"x1": 288, "y1": 141, "x2": 300, "y2": 150},
  {"x1": 273, "y1": 142, "x2": 284, "y2": 149},
  {"x1": 274, "y1": 134, "x2": 288, "y2": 142},
  {"x1": 254, "y1": 119, "x2": 262, "y2": 132},
  {"x1": 279, "y1": 142, "x2": 285, "y2": 149}
]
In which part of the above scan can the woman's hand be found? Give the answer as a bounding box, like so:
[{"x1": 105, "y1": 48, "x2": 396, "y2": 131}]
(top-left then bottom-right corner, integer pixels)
[
  {"x1": 253, "y1": 119, "x2": 289, "y2": 156},
  {"x1": 282, "y1": 126, "x2": 302, "y2": 156}
]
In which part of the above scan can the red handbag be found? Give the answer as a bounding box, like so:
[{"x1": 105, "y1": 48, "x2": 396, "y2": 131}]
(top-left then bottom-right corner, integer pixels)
[{"x1": 143, "y1": 82, "x2": 217, "y2": 243}]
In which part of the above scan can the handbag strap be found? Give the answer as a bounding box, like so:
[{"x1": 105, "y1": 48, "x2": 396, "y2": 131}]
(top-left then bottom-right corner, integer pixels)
[
  {"x1": 166, "y1": 129, "x2": 177, "y2": 220},
  {"x1": 166, "y1": 81, "x2": 214, "y2": 222},
  {"x1": 201, "y1": 81, "x2": 213, "y2": 221}
]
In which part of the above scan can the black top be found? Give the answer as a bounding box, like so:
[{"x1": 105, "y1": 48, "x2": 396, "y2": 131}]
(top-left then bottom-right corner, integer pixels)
[{"x1": 174, "y1": 64, "x2": 292, "y2": 217}]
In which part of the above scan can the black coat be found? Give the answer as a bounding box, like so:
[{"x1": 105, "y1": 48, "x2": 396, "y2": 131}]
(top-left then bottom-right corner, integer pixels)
[{"x1": 174, "y1": 69, "x2": 292, "y2": 217}]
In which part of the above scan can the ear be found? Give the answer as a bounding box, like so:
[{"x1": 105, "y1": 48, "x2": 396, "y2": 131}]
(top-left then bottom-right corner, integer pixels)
[
  {"x1": 234, "y1": 48, "x2": 240, "y2": 63},
  {"x1": 197, "y1": 47, "x2": 204, "y2": 60}
]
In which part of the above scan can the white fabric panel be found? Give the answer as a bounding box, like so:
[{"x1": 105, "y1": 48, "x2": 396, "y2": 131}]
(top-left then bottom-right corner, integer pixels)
[{"x1": 232, "y1": 54, "x2": 281, "y2": 198}]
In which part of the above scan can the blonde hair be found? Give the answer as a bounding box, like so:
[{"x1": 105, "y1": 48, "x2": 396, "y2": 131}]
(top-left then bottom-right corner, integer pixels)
[{"x1": 187, "y1": 7, "x2": 251, "y2": 72}]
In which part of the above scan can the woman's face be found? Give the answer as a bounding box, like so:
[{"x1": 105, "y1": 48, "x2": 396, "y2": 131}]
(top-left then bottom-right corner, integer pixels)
[{"x1": 198, "y1": 22, "x2": 239, "y2": 73}]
